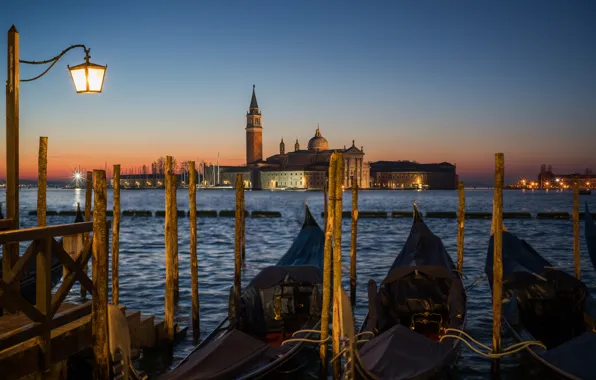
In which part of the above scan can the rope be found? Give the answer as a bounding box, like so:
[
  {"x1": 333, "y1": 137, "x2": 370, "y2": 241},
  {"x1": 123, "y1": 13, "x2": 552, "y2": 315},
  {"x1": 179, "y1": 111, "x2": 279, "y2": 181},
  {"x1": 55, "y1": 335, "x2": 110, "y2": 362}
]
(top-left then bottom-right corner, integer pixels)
[
  {"x1": 290, "y1": 329, "x2": 321, "y2": 337},
  {"x1": 464, "y1": 273, "x2": 487, "y2": 292},
  {"x1": 330, "y1": 347, "x2": 348, "y2": 363},
  {"x1": 281, "y1": 336, "x2": 330, "y2": 346},
  {"x1": 440, "y1": 328, "x2": 546, "y2": 359},
  {"x1": 342, "y1": 264, "x2": 357, "y2": 281},
  {"x1": 355, "y1": 331, "x2": 375, "y2": 339}
]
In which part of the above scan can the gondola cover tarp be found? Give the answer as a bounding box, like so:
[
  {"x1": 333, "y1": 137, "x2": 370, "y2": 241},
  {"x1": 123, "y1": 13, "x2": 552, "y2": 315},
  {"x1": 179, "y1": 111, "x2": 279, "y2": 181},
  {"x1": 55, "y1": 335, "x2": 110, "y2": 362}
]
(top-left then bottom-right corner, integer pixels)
[{"x1": 360, "y1": 324, "x2": 451, "y2": 379}]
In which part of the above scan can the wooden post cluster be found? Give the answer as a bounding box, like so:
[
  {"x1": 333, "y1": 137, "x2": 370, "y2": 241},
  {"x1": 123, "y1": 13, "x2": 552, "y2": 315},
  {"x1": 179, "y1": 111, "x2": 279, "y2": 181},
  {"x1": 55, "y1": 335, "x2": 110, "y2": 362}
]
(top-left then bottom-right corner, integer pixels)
[
  {"x1": 457, "y1": 181, "x2": 465, "y2": 274},
  {"x1": 573, "y1": 177, "x2": 580, "y2": 280},
  {"x1": 189, "y1": 161, "x2": 200, "y2": 340},
  {"x1": 319, "y1": 154, "x2": 338, "y2": 377},
  {"x1": 92, "y1": 169, "x2": 110, "y2": 380},
  {"x1": 234, "y1": 174, "x2": 243, "y2": 299},
  {"x1": 37, "y1": 136, "x2": 48, "y2": 227},
  {"x1": 82, "y1": 171, "x2": 93, "y2": 298},
  {"x1": 331, "y1": 154, "x2": 345, "y2": 380},
  {"x1": 164, "y1": 156, "x2": 178, "y2": 342},
  {"x1": 112, "y1": 164, "x2": 121, "y2": 305},
  {"x1": 491, "y1": 153, "x2": 505, "y2": 375},
  {"x1": 349, "y1": 175, "x2": 359, "y2": 310}
]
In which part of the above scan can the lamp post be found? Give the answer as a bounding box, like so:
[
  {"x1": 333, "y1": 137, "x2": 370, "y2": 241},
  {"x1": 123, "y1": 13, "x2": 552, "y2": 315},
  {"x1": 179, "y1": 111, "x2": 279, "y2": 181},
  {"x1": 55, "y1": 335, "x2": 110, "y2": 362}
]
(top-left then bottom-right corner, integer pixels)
[{"x1": 5, "y1": 25, "x2": 106, "y2": 265}]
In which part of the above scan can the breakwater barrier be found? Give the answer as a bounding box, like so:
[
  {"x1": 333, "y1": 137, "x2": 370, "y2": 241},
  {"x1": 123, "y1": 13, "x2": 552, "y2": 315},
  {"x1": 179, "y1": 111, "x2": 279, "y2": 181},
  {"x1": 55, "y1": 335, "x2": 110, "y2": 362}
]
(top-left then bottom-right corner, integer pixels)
[{"x1": 26, "y1": 210, "x2": 596, "y2": 220}]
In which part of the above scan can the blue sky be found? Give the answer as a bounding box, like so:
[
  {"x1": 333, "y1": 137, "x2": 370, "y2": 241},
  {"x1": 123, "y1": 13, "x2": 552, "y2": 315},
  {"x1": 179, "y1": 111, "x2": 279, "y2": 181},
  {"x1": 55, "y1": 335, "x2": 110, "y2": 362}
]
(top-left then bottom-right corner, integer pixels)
[{"x1": 1, "y1": 0, "x2": 595, "y2": 183}]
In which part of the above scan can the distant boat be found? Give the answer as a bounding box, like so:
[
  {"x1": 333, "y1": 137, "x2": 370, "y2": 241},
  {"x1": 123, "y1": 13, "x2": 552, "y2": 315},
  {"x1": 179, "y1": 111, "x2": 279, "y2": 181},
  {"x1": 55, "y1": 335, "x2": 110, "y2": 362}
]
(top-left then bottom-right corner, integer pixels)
[{"x1": 580, "y1": 189, "x2": 592, "y2": 195}]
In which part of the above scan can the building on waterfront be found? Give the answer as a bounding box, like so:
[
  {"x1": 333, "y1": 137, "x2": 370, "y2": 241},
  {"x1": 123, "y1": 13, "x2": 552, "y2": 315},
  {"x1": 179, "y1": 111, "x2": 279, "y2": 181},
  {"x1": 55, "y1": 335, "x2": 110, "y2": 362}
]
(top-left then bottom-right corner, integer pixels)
[
  {"x1": 205, "y1": 86, "x2": 370, "y2": 190},
  {"x1": 204, "y1": 166, "x2": 252, "y2": 188},
  {"x1": 537, "y1": 165, "x2": 594, "y2": 189},
  {"x1": 114, "y1": 171, "x2": 200, "y2": 189},
  {"x1": 369, "y1": 161, "x2": 457, "y2": 190}
]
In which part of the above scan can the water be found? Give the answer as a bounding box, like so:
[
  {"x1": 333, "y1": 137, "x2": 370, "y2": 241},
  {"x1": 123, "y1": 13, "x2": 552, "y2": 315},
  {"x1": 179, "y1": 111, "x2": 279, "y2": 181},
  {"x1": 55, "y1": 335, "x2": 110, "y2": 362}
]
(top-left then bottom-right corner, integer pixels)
[{"x1": 2, "y1": 188, "x2": 595, "y2": 379}]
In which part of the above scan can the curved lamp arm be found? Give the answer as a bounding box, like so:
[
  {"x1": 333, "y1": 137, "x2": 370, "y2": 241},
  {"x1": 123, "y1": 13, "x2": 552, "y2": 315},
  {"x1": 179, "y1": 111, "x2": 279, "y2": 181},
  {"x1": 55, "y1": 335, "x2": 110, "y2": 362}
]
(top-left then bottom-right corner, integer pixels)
[{"x1": 20, "y1": 44, "x2": 89, "y2": 82}]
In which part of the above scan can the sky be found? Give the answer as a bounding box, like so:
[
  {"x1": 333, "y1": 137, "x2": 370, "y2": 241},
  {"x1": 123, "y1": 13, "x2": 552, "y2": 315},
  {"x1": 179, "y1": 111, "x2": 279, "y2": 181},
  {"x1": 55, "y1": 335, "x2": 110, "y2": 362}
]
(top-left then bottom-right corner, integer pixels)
[{"x1": 1, "y1": 0, "x2": 595, "y2": 184}]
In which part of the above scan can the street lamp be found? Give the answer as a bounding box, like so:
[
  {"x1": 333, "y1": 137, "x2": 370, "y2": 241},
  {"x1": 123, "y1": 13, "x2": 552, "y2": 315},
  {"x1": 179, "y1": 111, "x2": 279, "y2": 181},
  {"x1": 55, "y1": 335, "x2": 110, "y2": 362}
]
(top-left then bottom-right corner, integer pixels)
[
  {"x1": 5, "y1": 25, "x2": 107, "y2": 264},
  {"x1": 67, "y1": 49, "x2": 107, "y2": 93}
]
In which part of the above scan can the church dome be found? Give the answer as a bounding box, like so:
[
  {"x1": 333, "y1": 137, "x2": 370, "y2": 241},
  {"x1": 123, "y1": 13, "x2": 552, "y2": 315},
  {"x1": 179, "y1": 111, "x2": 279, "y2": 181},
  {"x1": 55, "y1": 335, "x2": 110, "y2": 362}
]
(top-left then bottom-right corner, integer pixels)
[{"x1": 308, "y1": 127, "x2": 329, "y2": 152}]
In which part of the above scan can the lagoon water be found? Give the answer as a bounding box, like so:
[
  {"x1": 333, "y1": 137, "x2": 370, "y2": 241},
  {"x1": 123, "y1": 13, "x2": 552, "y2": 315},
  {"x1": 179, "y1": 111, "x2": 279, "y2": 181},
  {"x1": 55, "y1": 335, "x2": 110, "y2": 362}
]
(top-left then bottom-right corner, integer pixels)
[{"x1": 2, "y1": 188, "x2": 596, "y2": 379}]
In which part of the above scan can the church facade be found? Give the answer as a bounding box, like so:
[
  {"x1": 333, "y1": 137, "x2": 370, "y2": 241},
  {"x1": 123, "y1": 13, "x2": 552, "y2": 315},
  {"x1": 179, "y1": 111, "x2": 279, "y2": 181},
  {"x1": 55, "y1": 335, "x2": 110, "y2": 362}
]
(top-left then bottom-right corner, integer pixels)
[{"x1": 206, "y1": 87, "x2": 370, "y2": 190}]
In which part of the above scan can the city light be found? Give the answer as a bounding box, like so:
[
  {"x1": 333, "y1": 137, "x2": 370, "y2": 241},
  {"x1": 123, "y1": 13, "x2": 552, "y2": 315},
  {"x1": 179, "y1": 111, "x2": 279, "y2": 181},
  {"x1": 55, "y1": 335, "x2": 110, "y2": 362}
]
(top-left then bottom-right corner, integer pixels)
[{"x1": 68, "y1": 168, "x2": 85, "y2": 188}]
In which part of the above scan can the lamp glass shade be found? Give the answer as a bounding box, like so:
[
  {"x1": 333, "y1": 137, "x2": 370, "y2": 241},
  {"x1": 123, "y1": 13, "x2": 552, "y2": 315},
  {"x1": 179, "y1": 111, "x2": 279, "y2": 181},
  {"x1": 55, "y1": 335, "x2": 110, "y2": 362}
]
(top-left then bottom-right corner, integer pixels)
[{"x1": 68, "y1": 61, "x2": 107, "y2": 93}]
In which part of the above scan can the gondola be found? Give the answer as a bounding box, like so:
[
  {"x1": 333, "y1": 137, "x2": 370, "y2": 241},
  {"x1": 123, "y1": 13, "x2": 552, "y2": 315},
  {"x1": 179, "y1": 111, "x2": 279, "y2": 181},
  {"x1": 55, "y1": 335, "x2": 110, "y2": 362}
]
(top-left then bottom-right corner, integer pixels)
[
  {"x1": 353, "y1": 204, "x2": 467, "y2": 379},
  {"x1": 485, "y1": 221, "x2": 596, "y2": 380},
  {"x1": 580, "y1": 189, "x2": 592, "y2": 195},
  {"x1": 585, "y1": 203, "x2": 596, "y2": 272},
  {"x1": 0, "y1": 204, "x2": 84, "y2": 305},
  {"x1": 162, "y1": 204, "x2": 325, "y2": 380}
]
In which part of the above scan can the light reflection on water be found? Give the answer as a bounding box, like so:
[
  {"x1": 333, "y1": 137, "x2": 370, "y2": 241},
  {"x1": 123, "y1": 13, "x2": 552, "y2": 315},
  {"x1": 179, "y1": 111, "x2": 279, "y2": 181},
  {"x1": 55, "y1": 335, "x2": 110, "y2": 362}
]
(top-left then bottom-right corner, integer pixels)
[{"x1": 2, "y1": 188, "x2": 596, "y2": 379}]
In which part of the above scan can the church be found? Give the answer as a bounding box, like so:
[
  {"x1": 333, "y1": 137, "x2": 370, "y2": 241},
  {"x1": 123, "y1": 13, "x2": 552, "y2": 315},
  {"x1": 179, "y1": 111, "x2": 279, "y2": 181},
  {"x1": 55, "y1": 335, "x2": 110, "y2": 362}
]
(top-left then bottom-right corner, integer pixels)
[{"x1": 205, "y1": 86, "x2": 370, "y2": 190}]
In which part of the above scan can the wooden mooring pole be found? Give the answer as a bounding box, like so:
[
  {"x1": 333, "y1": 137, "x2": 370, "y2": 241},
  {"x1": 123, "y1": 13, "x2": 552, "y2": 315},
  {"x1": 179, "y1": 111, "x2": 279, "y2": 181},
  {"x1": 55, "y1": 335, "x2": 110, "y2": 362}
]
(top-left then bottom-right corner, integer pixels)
[
  {"x1": 36, "y1": 137, "x2": 51, "y2": 370},
  {"x1": 165, "y1": 156, "x2": 177, "y2": 343},
  {"x1": 37, "y1": 136, "x2": 48, "y2": 227},
  {"x1": 189, "y1": 161, "x2": 200, "y2": 339},
  {"x1": 323, "y1": 180, "x2": 328, "y2": 230},
  {"x1": 82, "y1": 171, "x2": 93, "y2": 298},
  {"x1": 320, "y1": 153, "x2": 338, "y2": 378},
  {"x1": 3, "y1": 27, "x2": 20, "y2": 312},
  {"x1": 349, "y1": 175, "x2": 359, "y2": 310},
  {"x1": 332, "y1": 153, "x2": 345, "y2": 380},
  {"x1": 241, "y1": 179, "x2": 246, "y2": 265},
  {"x1": 573, "y1": 177, "x2": 580, "y2": 280},
  {"x1": 92, "y1": 169, "x2": 110, "y2": 380},
  {"x1": 491, "y1": 153, "x2": 505, "y2": 377},
  {"x1": 172, "y1": 162, "x2": 180, "y2": 304},
  {"x1": 319, "y1": 153, "x2": 341, "y2": 379},
  {"x1": 112, "y1": 164, "x2": 121, "y2": 305},
  {"x1": 457, "y1": 181, "x2": 465, "y2": 274},
  {"x1": 234, "y1": 174, "x2": 243, "y2": 299}
]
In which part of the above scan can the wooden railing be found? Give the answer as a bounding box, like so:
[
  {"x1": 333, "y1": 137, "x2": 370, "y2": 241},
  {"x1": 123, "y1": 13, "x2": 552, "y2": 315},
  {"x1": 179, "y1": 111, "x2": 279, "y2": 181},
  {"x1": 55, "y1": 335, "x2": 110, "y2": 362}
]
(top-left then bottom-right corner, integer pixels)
[{"x1": 0, "y1": 220, "x2": 109, "y2": 369}]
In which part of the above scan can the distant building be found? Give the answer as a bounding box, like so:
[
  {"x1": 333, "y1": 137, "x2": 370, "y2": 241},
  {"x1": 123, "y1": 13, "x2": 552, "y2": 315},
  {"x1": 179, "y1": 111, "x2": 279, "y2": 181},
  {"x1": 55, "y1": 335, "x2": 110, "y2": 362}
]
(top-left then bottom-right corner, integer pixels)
[
  {"x1": 205, "y1": 86, "x2": 370, "y2": 189},
  {"x1": 369, "y1": 161, "x2": 457, "y2": 190},
  {"x1": 115, "y1": 171, "x2": 200, "y2": 188},
  {"x1": 204, "y1": 166, "x2": 252, "y2": 188},
  {"x1": 537, "y1": 165, "x2": 594, "y2": 189}
]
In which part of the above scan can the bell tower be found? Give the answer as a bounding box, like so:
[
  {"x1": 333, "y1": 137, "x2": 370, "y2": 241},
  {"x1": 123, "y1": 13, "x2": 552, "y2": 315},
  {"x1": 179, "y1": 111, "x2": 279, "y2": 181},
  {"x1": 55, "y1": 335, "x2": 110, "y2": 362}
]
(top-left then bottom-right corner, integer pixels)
[{"x1": 246, "y1": 85, "x2": 263, "y2": 165}]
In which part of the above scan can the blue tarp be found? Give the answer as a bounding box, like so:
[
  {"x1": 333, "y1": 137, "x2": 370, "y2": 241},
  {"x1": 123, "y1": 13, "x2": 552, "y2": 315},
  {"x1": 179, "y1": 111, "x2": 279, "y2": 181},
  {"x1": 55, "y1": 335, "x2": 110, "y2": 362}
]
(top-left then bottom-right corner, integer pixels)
[
  {"x1": 275, "y1": 206, "x2": 325, "y2": 270},
  {"x1": 485, "y1": 231, "x2": 551, "y2": 281},
  {"x1": 389, "y1": 207, "x2": 456, "y2": 272}
]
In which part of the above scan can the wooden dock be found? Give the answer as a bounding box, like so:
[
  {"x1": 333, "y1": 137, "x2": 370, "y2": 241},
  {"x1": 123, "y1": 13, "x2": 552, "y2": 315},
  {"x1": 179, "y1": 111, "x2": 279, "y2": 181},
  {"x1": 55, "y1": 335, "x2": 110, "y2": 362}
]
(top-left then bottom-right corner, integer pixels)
[
  {"x1": 0, "y1": 213, "x2": 185, "y2": 379},
  {"x1": 0, "y1": 300, "x2": 177, "y2": 379}
]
